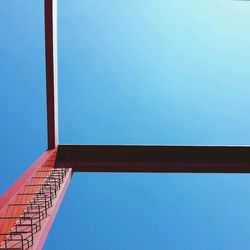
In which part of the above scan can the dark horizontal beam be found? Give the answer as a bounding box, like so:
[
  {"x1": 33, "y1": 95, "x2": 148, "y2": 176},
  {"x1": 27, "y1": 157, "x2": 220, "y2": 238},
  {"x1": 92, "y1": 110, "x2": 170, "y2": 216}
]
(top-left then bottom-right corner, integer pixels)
[{"x1": 55, "y1": 145, "x2": 250, "y2": 173}]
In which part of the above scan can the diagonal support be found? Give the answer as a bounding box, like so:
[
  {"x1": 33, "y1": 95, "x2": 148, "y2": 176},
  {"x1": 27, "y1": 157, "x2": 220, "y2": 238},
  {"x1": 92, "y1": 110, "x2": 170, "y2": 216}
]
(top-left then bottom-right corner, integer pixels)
[{"x1": 0, "y1": 149, "x2": 72, "y2": 250}]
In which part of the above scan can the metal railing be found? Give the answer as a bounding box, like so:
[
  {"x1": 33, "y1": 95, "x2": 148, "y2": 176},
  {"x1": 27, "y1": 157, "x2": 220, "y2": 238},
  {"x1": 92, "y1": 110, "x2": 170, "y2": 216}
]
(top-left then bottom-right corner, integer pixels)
[{"x1": 0, "y1": 153, "x2": 69, "y2": 250}]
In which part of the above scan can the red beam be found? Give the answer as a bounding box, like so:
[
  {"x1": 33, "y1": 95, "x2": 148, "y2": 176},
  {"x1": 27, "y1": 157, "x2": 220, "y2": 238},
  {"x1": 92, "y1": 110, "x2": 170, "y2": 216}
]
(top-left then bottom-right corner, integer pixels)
[
  {"x1": 31, "y1": 168, "x2": 72, "y2": 250},
  {"x1": 0, "y1": 150, "x2": 55, "y2": 212},
  {"x1": 0, "y1": 148, "x2": 72, "y2": 249},
  {"x1": 56, "y1": 145, "x2": 250, "y2": 173},
  {"x1": 0, "y1": 149, "x2": 56, "y2": 245},
  {"x1": 45, "y1": 0, "x2": 58, "y2": 149}
]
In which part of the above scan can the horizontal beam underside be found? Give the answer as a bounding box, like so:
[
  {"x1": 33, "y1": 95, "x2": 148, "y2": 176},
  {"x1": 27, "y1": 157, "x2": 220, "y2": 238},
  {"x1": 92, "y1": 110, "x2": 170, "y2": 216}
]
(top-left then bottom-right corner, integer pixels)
[{"x1": 55, "y1": 145, "x2": 250, "y2": 173}]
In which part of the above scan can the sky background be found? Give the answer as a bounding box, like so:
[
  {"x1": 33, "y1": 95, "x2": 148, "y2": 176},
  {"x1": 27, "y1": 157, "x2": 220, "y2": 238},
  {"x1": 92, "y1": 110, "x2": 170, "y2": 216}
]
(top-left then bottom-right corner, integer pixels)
[{"x1": 1, "y1": 0, "x2": 250, "y2": 249}]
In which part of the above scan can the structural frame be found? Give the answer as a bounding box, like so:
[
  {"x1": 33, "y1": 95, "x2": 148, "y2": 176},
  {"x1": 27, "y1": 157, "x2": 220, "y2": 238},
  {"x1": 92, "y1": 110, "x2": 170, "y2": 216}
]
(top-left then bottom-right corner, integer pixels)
[{"x1": 1, "y1": 0, "x2": 250, "y2": 249}]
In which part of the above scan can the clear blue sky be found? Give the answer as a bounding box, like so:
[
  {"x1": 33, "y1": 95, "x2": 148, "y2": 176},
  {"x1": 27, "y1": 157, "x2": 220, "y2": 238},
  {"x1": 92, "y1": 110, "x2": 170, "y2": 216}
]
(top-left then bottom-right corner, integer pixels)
[{"x1": 1, "y1": 1, "x2": 250, "y2": 249}]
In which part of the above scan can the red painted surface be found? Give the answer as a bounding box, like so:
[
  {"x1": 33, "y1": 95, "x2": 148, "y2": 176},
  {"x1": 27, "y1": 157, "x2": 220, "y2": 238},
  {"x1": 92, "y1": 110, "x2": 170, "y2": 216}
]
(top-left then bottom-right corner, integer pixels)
[
  {"x1": 0, "y1": 148, "x2": 72, "y2": 248},
  {"x1": 0, "y1": 149, "x2": 57, "y2": 244},
  {"x1": 0, "y1": 149, "x2": 56, "y2": 212},
  {"x1": 32, "y1": 169, "x2": 72, "y2": 250}
]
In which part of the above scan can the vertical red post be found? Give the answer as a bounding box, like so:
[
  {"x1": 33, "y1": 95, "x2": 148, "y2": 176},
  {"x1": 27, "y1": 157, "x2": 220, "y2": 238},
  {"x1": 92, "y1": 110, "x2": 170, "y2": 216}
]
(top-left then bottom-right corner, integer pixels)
[{"x1": 45, "y1": 0, "x2": 58, "y2": 149}]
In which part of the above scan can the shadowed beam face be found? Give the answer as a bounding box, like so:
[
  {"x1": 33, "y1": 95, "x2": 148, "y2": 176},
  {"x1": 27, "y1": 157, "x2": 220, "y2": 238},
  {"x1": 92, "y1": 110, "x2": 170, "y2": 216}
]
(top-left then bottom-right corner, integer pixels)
[
  {"x1": 45, "y1": 0, "x2": 58, "y2": 150},
  {"x1": 55, "y1": 145, "x2": 250, "y2": 173}
]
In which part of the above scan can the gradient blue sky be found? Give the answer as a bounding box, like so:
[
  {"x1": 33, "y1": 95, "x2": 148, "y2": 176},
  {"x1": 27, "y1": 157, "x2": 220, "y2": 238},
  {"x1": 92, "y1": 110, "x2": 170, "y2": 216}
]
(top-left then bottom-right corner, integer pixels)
[{"x1": 1, "y1": 1, "x2": 250, "y2": 249}]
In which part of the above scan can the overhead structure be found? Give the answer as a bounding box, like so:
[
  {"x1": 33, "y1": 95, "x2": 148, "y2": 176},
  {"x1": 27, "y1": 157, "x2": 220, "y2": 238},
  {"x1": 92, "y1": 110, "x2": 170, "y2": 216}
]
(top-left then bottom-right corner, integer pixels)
[
  {"x1": 0, "y1": 0, "x2": 250, "y2": 249},
  {"x1": 56, "y1": 144, "x2": 250, "y2": 173},
  {"x1": 45, "y1": 0, "x2": 58, "y2": 150},
  {"x1": 0, "y1": 1, "x2": 65, "y2": 249}
]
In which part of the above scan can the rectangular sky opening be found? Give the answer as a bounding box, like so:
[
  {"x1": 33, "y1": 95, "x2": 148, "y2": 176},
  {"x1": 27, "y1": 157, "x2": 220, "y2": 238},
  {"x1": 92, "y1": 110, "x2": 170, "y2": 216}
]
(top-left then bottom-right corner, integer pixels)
[{"x1": 58, "y1": 1, "x2": 250, "y2": 145}]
